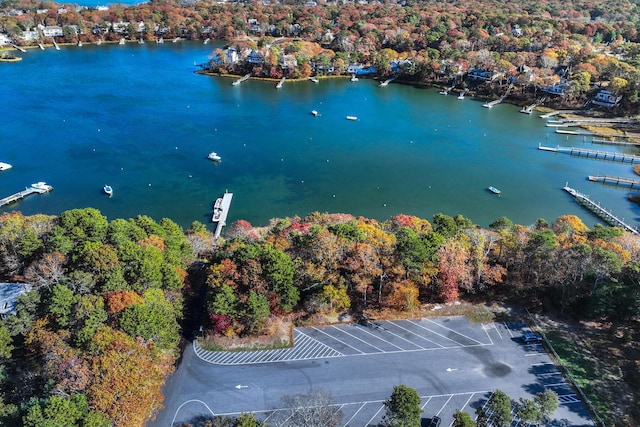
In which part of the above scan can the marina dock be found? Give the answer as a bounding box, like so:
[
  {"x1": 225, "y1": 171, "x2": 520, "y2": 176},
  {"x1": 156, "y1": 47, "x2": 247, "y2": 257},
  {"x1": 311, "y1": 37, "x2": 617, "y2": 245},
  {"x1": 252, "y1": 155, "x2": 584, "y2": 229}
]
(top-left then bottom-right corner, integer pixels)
[
  {"x1": 0, "y1": 183, "x2": 54, "y2": 208},
  {"x1": 212, "y1": 192, "x2": 233, "y2": 241},
  {"x1": 563, "y1": 185, "x2": 639, "y2": 235},
  {"x1": 588, "y1": 175, "x2": 640, "y2": 189},
  {"x1": 538, "y1": 144, "x2": 640, "y2": 163}
]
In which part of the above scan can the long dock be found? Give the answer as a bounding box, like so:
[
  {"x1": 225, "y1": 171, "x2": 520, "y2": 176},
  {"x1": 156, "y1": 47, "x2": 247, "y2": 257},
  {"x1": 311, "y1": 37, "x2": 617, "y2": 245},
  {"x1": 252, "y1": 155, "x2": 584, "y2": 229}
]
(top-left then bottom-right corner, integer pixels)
[
  {"x1": 538, "y1": 144, "x2": 640, "y2": 163},
  {"x1": 276, "y1": 77, "x2": 286, "y2": 89},
  {"x1": 212, "y1": 192, "x2": 233, "y2": 241},
  {"x1": 231, "y1": 74, "x2": 251, "y2": 86},
  {"x1": 563, "y1": 185, "x2": 639, "y2": 235},
  {"x1": 588, "y1": 175, "x2": 640, "y2": 189},
  {"x1": 483, "y1": 84, "x2": 513, "y2": 108},
  {"x1": 0, "y1": 183, "x2": 53, "y2": 208}
]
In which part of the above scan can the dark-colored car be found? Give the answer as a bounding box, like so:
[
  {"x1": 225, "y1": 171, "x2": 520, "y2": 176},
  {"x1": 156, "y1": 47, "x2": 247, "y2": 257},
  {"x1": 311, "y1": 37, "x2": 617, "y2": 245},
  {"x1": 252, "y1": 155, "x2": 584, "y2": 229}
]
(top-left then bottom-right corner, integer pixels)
[
  {"x1": 521, "y1": 332, "x2": 543, "y2": 344},
  {"x1": 429, "y1": 416, "x2": 441, "y2": 427}
]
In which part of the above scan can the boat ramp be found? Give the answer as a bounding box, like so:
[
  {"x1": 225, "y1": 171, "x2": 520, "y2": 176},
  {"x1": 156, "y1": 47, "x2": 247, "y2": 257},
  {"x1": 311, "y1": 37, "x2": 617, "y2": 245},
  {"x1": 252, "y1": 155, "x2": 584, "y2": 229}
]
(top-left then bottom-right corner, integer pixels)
[
  {"x1": 212, "y1": 192, "x2": 233, "y2": 241},
  {"x1": 588, "y1": 175, "x2": 640, "y2": 189},
  {"x1": 538, "y1": 144, "x2": 640, "y2": 163},
  {"x1": 563, "y1": 185, "x2": 639, "y2": 235},
  {"x1": 0, "y1": 183, "x2": 54, "y2": 208}
]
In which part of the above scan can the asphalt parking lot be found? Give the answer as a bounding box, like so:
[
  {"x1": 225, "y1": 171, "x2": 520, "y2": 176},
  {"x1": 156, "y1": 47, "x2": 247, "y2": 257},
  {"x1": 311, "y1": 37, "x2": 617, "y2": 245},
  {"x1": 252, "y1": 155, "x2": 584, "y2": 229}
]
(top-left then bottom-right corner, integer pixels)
[{"x1": 151, "y1": 316, "x2": 596, "y2": 427}]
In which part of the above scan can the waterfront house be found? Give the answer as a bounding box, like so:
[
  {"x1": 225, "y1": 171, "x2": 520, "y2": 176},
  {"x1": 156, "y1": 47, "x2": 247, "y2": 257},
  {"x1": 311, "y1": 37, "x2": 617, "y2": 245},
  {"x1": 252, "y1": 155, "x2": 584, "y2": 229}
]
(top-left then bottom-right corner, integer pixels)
[
  {"x1": 540, "y1": 81, "x2": 568, "y2": 95},
  {"x1": 347, "y1": 64, "x2": 377, "y2": 75},
  {"x1": 592, "y1": 89, "x2": 622, "y2": 108},
  {"x1": 247, "y1": 50, "x2": 265, "y2": 65},
  {"x1": 111, "y1": 21, "x2": 131, "y2": 34},
  {"x1": 42, "y1": 25, "x2": 63, "y2": 38},
  {"x1": 390, "y1": 59, "x2": 412, "y2": 73},
  {"x1": 225, "y1": 47, "x2": 239, "y2": 64},
  {"x1": 0, "y1": 33, "x2": 12, "y2": 46},
  {"x1": 279, "y1": 54, "x2": 297, "y2": 70},
  {"x1": 0, "y1": 283, "x2": 31, "y2": 320},
  {"x1": 467, "y1": 68, "x2": 497, "y2": 82}
]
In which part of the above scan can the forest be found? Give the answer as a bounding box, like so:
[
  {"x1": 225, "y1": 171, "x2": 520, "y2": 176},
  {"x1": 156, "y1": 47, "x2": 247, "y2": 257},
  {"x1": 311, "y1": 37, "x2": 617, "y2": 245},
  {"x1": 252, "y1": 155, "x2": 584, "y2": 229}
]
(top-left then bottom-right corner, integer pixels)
[
  {"x1": 0, "y1": 208, "x2": 639, "y2": 426},
  {"x1": 3, "y1": 0, "x2": 640, "y2": 111}
]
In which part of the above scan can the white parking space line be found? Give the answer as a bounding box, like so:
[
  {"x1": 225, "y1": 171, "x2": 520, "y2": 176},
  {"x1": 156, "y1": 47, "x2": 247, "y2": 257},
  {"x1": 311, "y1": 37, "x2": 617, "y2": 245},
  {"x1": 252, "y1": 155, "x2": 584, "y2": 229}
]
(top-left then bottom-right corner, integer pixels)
[
  {"x1": 342, "y1": 403, "x2": 367, "y2": 427},
  {"x1": 481, "y1": 323, "x2": 496, "y2": 344},
  {"x1": 421, "y1": 396, "x2": 433, "y2": 409},
  {"x1": 435, "y1": 394, "x2": 454, "y2": 416},
  {"x1": 502, "y1": 322, "x2": 513, "y2": 338},
  {"x1": 424, "y1": 318, "x2": 488, "y2": 345},
  {"x1": 407, "y1": 320, "x2": 479, "y2": 347},
  {"x1": 387, "y1": 320, "x2": 446, "y2": 348},
  {"x1": 349, "y1": 324, "x2": 406, "y2": 350},
  {"x1": 311, "y1": 326, "x2": 366, "y2": 354},
  {"x1": 364, "y1": 404, "x2": 386, "y2": 426},
  {"x1": 329, "y1": 325, "x2": 386, "y2": 352}
]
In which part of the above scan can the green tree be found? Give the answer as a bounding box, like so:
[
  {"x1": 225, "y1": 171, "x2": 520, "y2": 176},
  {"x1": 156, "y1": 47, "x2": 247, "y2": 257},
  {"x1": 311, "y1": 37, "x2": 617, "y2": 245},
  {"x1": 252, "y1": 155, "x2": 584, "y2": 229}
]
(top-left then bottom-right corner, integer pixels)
[
  {"x1": 516, "y1": 398, "x2": 541, "y2": 424},
  {"x1": 48, "y1": 284, "x2": 77, "y2": 328},
  {"x1": 0, "y1": 325, "x2": 13, "y2": 359},
  {"x1": 261, "y1": 244, "x2": 298, "y2": 311},
  {"x1": 210, "y1": 284, "x2": 239, "y2": 316},
  {"x1": 452, "y1": 410, "x2": 476, "y2": 427},
  {"x1": 534, "y1": 389, "x2": 559, "y2": 420},
  {"x1": 235, "y1": 412, "x2": 267, "y2": 427},
  {"x1": 477, "y1": 390, "x2": 512, "y2": 427},
  {"x1": 382, "y1": 384, "x2": 422, "y2": 427},
  {"x1": 3, "y1": 290, "x2": 41, "y2": 337},
  {"x1": 243, "y1": 291, "x2": 270, "y2": 334}
]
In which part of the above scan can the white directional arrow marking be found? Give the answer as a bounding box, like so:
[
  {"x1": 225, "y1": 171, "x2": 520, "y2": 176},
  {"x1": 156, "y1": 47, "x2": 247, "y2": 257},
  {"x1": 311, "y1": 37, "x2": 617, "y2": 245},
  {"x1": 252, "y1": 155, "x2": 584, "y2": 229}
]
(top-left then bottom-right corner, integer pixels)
[
  {"x1": 446, "y1": 368, "x2": 458, "y2": 372},
  {"x1": 235, "y1": 384, "x2": 248, "y2": 389}
]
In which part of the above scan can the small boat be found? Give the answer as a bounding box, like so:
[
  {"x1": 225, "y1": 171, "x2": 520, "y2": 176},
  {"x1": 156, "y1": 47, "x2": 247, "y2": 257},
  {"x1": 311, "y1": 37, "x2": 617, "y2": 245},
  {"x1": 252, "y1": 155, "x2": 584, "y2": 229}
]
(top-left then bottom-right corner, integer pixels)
[
  {"x1": 103, "y1": 185, "x2": 113, "y2": 196},
  {"x1": 488, "y1": 186, "x2": 501, "y2": 194},
  {"x1": 457, "y1": 91, "x2": 466, "y2": 100},
  {"x1": 346, "y1": 116, "x2": 358, "y2": 121},
  {"x1": 77, "y1": 40, "x2": 83, "y2": 47},
  {"x1": 172, "y1": 37, "x2": 180, "y2": 43},
  {"x1": 308, "y1": 77, "x2": 319, "y2": 83},
  {"x1": 0, "y1": 162, "x2": 12, "y2": 171},
  {"x1": 350, "y1": 74, "x2": 358, "y2": 82},
  {"x1": 119, "y1": 38, "x2": 125, "y2": 45},
  {"x1": 208, "y1": 152, "x2": 222, "y2": 162},
  {"x1": 439, "y1": 89, "x2": 449, "y2": 95},
  {"x1": 31, "y1": 182, "x2": 53, "y2": 193},
  {"x1": 311, "y1": 110, "x2": 319, "y2": 116}
]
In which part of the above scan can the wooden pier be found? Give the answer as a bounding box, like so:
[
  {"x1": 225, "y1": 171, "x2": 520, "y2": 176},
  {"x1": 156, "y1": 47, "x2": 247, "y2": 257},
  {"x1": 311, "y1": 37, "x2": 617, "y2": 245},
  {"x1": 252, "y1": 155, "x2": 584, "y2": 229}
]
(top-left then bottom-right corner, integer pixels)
[
  {"x1": 563, "y1": 185, "x2": 639, "y2": 235},
  {"x1": 588, "y1": 175, "x2": 640, "y2": 189},
  {"x1": 212, "y1": 192, "x2": 233, "y2": 242},
  {"x1": 231, "y1": 74, "x2": 251, "y2": 86},
  {"x1": 590, "y1": 137, "x2": 638, "y2": 147},
  {"x1": 538, "y1": 144, "x2": 640, "y2": 163},
  {"x1": 0, "y1": 183, "x2": 54, "y2": 208},
  {"x1": 483, "y1": 84, "x2": 513, "y2": 108}
]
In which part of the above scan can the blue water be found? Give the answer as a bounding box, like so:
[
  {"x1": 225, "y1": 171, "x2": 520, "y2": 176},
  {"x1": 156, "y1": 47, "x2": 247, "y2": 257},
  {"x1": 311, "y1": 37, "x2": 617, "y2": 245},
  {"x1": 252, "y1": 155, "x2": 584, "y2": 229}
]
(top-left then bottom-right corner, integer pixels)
[{"x1": 3, "y1": 41, "x2": 640, "y2": 230}]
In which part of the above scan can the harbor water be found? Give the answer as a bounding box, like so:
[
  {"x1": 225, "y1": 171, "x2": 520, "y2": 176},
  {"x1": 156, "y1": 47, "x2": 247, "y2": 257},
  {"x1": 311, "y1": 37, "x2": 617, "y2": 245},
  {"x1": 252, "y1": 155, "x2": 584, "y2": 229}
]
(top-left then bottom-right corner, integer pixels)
[{"x1": 2, "y1": 41, "x2": 640, "y2": 230}]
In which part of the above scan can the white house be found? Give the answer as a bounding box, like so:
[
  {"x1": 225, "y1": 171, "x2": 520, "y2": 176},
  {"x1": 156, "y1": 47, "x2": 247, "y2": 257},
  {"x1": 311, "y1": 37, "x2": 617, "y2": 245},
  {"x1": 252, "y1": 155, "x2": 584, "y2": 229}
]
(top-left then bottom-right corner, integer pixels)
[
  {"x1": 0, "y1": 33, "x2": 12, "y2": 46},
  {"x1": 42, "y1": 25, "x2": 63, "y2": 37},
  {"x1": 592, "y1": 89, "x2": 622, "y2": 107}
]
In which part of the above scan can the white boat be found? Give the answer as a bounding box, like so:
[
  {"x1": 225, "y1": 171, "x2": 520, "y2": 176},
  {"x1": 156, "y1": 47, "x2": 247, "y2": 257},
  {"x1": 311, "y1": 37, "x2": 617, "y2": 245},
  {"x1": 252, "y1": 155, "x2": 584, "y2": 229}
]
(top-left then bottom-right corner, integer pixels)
[
  {"x1": 78, "y1": 40, "x2": 83, "y2": 47},
  {"x1": 457, "y1": 91, "x2": 466, "y2": 100},
  {"x1": 208, "y1": 152, "x2": 222, "y2": 161},
  {"x1": 172, "y1": 37, "x2": 180, "y2": 43},
  {"x1": 350, "y1": 74, "x2": 358, "y2": 82},
  {"x1": 439, "y1": 89, "x2": 449, "y2": 95},
  {"x1": 204, "y1": 38, "x2": 210, "y2": 44},
  {"x1": 488, "y1": 186, "x2": 501, "y2": 194},
  {"x1": 346, "y1": 116, "x2": 358, "y2": 121},
  {"x1": 119, "y1": 38, "x2": 125, "y2": 45},
  {"x1": 308, "y1": 77, "x2": 319, "y2": 83},
  {"x1": 0, "y1": 162, "x2": 12, "y2": 171},
  {"x1": 103, "y1": 185, "x2": 113, "y2": 196},
  {"x1": 311, "y1": 110, "x2": 319, "y2": 116},
  {"x1": 31, "y1": 182, "x2": 53, "y2": 193}
]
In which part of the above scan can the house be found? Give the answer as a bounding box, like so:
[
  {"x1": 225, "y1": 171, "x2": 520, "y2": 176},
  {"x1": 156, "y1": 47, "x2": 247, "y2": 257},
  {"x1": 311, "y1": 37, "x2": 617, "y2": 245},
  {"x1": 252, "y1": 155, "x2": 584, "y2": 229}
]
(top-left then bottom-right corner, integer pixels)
[
  {"x1": 20, "y1": 29, "x2": 39, "y2": 41},
  {"x1": 347, "y1": 64, "x2": 377, "y2": 75},
  {"x1": 467, "y1": 68, "x2": 496, "y2": 81},
  {"x1": 111, "y1": 21, "x2": 131, "y2": 34},
  {"x1": 279, "y1": 54, "x2": 297, "y2": 69},
  {"x1": 390, "y1": 59, "x2": 412, "y2": 73},
  {"x1": 0, "y1": 283, "x2": 31, "y2": 320},
  {"x1": 248, "y1": 18, "x2": 260, "y2": 32},
  {"x1": 42, "y1": 25, "x2": 63, "y2": 38},
  {"x1": 225, "y1": 47, "x2": 239, "y2": 64},
  {"x1": 246, "y1": 50, "x2": 264, "y2": 65},
  {"x1": 540, "y1": 81, "x2": 568, "y2": 95},
  {"x1": 0, "y1": 33, "x2": 12, "y2": 46},
  {"x1": 592, "y1": 89, "x2": 622, "y2": 107}
]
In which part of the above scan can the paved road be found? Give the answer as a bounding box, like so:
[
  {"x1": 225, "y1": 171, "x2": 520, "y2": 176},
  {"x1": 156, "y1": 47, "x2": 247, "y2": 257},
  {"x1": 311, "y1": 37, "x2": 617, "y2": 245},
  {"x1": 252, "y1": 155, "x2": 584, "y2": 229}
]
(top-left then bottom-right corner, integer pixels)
[{"x1": 149, "y1": 316, "x2": 595, "y2": 427}]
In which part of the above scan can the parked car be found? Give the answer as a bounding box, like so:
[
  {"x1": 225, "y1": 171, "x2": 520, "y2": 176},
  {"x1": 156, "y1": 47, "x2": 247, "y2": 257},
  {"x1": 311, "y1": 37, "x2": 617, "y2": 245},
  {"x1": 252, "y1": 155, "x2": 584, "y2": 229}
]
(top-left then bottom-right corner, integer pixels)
[
  {"x1": 428, "y1": 416, "x2": 441, "y2": 427},
  {"x1": 521, "y1": 332, "x2": 543, "y2": 344}
]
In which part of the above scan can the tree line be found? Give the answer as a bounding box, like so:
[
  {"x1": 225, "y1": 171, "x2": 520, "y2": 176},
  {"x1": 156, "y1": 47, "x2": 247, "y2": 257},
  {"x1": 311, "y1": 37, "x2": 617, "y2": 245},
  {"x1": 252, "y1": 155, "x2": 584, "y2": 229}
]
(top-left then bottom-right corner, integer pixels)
[
  {"x1": 3, "y1": 0, "x2": 640, "y2": 110},
  {"x1": 1, "y1": 207, "x2": 638, "y2": 425}
]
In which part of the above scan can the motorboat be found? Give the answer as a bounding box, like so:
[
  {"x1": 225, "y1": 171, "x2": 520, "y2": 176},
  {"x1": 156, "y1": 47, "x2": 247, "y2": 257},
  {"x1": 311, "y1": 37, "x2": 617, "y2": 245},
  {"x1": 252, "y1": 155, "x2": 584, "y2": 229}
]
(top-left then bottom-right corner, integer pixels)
[
  {"x1": 0, "y1": 162, "x2": 12, "y2": 171},
  {"x1": 31, "y1": 182, "x2": 53, "y2": 193},
  {"x1": 346, "y1": 116, "x2": 358, "y2": 121},
  {"x1": 488, "y1": 186, "x2": 501, "y2": 194},
  {"x1": 103, "y1": 185, "x2": 113, "y2": 196},
  {"x1": 208, "y1": 152, "x2": 222, "y2": 161},
  {"x1": 311, "y1": 110, "x2": 319, "y2": 116}
]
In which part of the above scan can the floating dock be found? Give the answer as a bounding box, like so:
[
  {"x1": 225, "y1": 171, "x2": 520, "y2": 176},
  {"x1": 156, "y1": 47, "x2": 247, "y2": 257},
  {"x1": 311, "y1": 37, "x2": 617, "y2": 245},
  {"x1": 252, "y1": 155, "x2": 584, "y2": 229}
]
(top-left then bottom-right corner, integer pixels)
[
  {"x1": 0, "y1": 183, "x2": 54, "y2": 208},
  {"x1": 563, "y1": 185, "x2": 639, "y2": 235},
  {"x1": 588, "y1": 175, "x2": 640, "y2": 189},
  {"x1": 538, "y1": 144, "x2": 640, "y2": 163},
  {"x1": 212, "y1": 192, "x2": 233, "y2": 241},
  {"x1": 232, "y1": 74, "x2": 251, "y2": 86}
]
